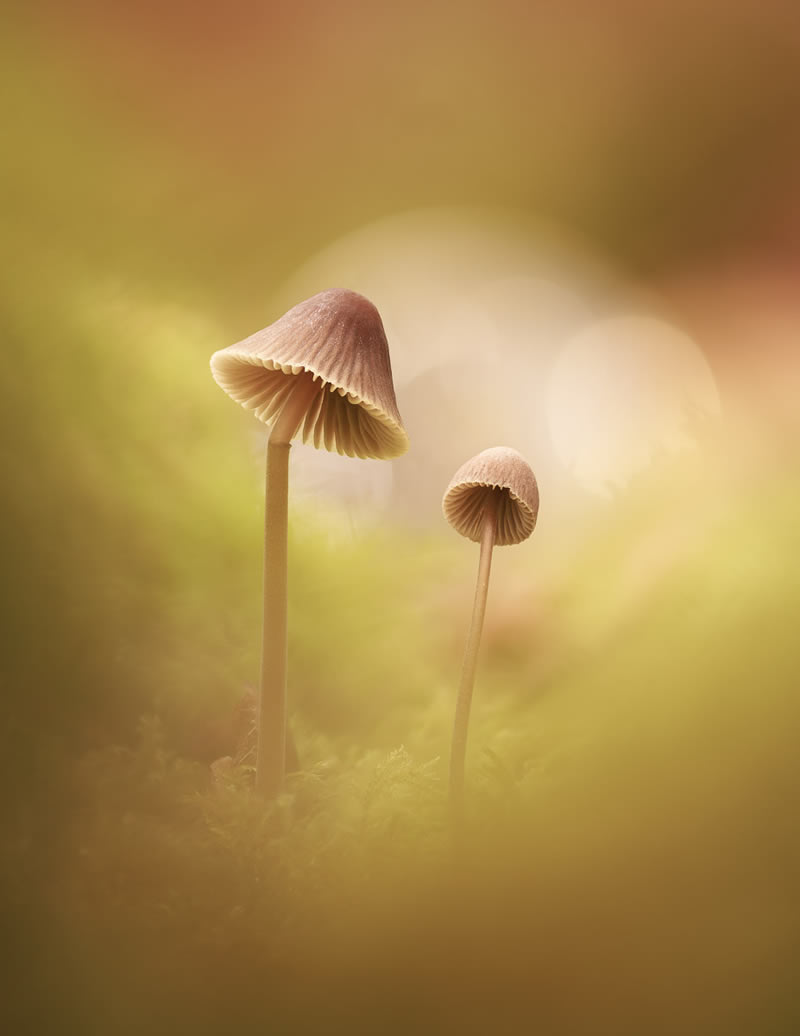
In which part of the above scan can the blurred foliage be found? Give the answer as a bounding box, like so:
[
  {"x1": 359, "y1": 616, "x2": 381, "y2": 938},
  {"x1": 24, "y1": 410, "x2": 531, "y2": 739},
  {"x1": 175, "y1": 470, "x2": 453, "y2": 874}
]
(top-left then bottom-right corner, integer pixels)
[
  {"x1": 4, "y1": 1, "x2": 800, "y2": 311},
  {"x1": 2, "y1": 233, "x2": 799, "y2": 1032},
  {"x1": 2, "y1": 2, "x2": 800, "y2": 1032},
  {"x1": 20, "y1": 471, "x2": 800, "y2": 1032},
  {"x1": 3, "y1": 279, "x2": 799, "y2": 1028}
]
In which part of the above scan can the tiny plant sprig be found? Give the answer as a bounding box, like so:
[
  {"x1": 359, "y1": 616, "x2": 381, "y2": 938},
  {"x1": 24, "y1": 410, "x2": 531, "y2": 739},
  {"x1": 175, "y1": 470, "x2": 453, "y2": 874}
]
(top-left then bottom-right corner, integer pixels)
[{"x1": 442, "y1": 447, "x2": 539, "y2": 817}]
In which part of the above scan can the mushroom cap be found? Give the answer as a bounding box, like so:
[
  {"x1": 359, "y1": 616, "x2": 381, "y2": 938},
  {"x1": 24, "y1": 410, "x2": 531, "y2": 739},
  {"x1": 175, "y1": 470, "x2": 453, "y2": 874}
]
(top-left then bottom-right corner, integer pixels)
[
  {"x1": 210, "y1": 289, "x2": 409, "y2": 459},
  {"x1": 443, "y1": 446, "x2": 539, "y2": 545}
]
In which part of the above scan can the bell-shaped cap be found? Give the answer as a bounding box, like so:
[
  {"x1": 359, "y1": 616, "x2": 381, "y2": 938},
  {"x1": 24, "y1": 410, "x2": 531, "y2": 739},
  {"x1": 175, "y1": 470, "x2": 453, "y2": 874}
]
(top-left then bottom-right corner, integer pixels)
[
  {"x1": 210, "y1": 289, "x2": 409, "y2": 459},
  {"x1": 443, "y1": 446, "x2": 539, "y2": 545}
]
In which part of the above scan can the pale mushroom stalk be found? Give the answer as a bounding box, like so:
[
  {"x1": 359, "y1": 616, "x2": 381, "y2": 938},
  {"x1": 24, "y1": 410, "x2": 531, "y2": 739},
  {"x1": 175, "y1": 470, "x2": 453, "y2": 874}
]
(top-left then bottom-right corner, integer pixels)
[
  {"x1": 449, "y1": 490, "x2": 498, "y2": 810},
  {"x1": 258, "y1": 372, "x2": 320, "y2": 797}
]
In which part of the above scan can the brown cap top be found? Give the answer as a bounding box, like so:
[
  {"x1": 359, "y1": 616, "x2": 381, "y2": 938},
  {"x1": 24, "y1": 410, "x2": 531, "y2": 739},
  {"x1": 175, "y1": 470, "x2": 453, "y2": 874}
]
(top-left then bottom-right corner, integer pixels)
[
  {"x1": 443, "y1": 447, "x2": 539, "y2": 545},
  {"x1": 210, "y1": 289, "x2": 409, "y2": 459}
]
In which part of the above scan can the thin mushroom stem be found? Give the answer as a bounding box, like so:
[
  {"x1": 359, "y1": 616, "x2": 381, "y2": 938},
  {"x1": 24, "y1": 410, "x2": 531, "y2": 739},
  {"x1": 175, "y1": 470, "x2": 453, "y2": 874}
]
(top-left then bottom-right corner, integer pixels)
[
  {"x1": 256, "y1": 372, "x2": 320, "y2": 797},
  {"x1": 449, "y1": 489, "x2": 499, "y2": 815}
]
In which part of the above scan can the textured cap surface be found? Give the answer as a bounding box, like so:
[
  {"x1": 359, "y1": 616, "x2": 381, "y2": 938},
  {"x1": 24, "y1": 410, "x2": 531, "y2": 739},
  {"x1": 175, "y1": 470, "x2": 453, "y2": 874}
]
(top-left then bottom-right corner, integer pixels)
[
  {"x1": 210, "y1": 289, "x2": 409, "y2": 459},
  {"x1": 443, "y1": 447, "x2": 539, "y2": 545}
]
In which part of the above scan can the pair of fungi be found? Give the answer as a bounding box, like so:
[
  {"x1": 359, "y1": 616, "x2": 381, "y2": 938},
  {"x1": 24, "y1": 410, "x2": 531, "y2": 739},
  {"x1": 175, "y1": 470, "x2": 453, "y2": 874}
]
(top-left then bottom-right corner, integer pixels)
[{"x1": 210, "y1": 289, "x2": 538, "y2": 804}]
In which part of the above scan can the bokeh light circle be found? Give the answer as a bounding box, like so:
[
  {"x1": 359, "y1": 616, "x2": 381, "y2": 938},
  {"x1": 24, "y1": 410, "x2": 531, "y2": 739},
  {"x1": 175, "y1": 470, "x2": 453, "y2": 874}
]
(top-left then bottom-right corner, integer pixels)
[{"x1": 546, "y1": 315, "x2": 721, "y2": 494}]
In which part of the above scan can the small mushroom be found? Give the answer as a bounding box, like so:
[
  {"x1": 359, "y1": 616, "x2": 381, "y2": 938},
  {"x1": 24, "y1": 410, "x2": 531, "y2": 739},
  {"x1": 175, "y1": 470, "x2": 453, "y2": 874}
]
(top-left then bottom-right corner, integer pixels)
[
  {"x1": 211, "y1": 289, "x2": 409, "y2": 796},
  {"x1": 442, "y1": 446, "x2": 539, "y2": 812}
]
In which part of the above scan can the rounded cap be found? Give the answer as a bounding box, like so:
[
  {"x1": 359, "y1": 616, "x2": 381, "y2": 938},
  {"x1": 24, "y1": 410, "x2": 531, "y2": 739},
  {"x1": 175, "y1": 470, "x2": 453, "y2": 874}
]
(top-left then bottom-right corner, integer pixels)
[
  {"x1": 443, "y1": 447, "x2": 539, "y2": 545},
  {"x1": 210, "y1": 289, "x2": 409, "y2": 459}
]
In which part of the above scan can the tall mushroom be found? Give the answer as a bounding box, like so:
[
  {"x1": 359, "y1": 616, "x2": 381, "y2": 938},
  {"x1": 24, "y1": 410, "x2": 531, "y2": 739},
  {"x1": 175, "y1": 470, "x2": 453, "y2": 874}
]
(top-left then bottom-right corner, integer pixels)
[
  {"x1": 442, "y1": 447, "x2": 539, "y2": 812},
  {"x1": 211, "y1": 289, "x2": 409, "y2": 797}
]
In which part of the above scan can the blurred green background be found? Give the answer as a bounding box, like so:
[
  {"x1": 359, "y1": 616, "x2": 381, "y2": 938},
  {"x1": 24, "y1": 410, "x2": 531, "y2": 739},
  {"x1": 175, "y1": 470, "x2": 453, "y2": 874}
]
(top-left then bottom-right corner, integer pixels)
[{"x1": 2, "y1": 2, "x2": 799, "y2": 1033}]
